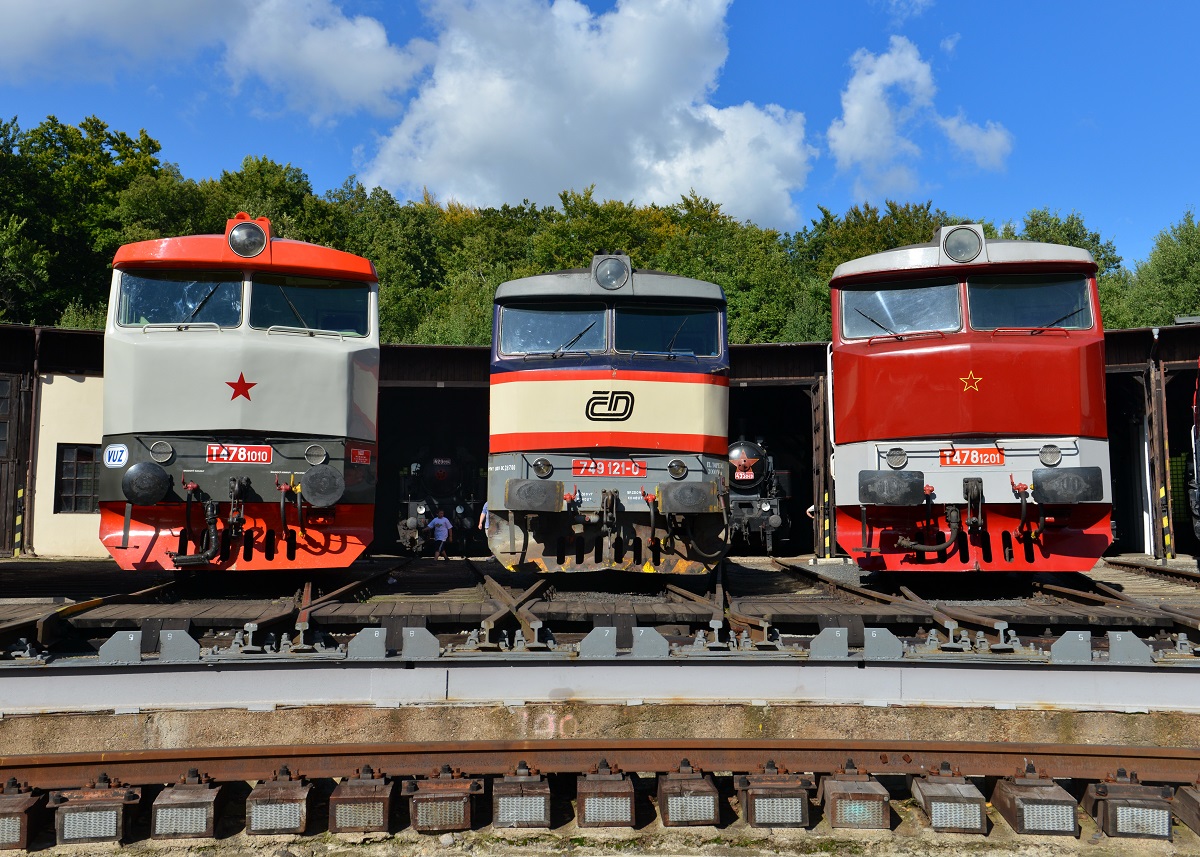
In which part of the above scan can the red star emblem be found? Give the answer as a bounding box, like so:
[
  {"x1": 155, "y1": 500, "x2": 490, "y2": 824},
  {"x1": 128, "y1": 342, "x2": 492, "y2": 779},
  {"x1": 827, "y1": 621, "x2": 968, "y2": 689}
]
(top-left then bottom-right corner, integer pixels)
[{"x1": 226, "y1": 372, "x2": 257, "y2": 401}]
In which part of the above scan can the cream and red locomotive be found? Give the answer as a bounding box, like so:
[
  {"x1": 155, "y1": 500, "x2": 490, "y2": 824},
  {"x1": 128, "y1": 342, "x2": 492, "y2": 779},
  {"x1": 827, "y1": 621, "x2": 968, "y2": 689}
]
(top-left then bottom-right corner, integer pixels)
[
  {"x1": 830, "y1": 224, "x2": 1111, "y2": 572},
  {"x1": 98, "y1": 214, "x2": 379, "y2": 570},
  {"x1": 486, "y1": 254, "x2": 729, "y2": 574}
]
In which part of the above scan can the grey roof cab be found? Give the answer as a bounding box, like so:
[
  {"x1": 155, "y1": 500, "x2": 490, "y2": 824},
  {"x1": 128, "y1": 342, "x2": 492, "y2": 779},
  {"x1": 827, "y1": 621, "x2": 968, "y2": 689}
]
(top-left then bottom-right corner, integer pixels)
[
  {"x1": 495, "y1": 255, "x2": 725, "y2": 303},
  {"x1": 831, "y1": 224, "x2": 1097, "y2": 282}
]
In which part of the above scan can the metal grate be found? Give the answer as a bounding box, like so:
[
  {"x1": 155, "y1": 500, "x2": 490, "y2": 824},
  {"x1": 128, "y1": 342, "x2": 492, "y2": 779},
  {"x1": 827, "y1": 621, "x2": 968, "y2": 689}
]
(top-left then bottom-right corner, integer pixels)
[
  {"x1": 583, "y1": 796, "x2": 632, "y2": 824},
  {"x1": 154, "y1": 806, "x2": 207, "y2": 836},
  {"x1": 496, "y1": 796, "x2": 546, "y2": 825},
  {"x1": 415, "y1": 798, "x2": 465, "y2": 829},
  {"x1": 62, "y1": 809, "x2": 118, "y2": 840},
  {"x1": 1115, "y1": 805, "x2": 1170, "y2": 838},
  {"x1": 667, "y1": 794, "x2": 716, "y2": 823},
  {"x1": 834, "y1": 799, "x2": 885, "y2": 828},
  {"x1": 0, "y1": 816, "x2": 21, "y2": 844},
  {"x1": 1022, "y1": 803, "x2": 1075, "y2": 832},
  {"x1": 753, "y1": 797, "x2": 807, "y2": 825},
  {"x1": 249, "y1": 802, "x2": 302, "y2": 831},
  {"x1": 930, "y1": 801, "x2": 982, "y2": 830},
  {"x1": 335, "y1": 802, "x2": 384, "y2": 830}
]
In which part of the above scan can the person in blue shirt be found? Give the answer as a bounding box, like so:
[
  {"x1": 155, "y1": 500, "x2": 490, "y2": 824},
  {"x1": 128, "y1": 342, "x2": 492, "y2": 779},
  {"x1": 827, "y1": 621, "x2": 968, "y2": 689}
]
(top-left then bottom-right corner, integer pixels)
[{"x1": 427, "y1": 509, "x2": 453, "y2": 560}]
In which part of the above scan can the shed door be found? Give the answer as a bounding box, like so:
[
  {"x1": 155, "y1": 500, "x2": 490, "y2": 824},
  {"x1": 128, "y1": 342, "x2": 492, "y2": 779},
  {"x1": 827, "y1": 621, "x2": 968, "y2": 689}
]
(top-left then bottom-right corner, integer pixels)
[{"x1": 0, "y1": 374, "x2": 25, "y2": 555}]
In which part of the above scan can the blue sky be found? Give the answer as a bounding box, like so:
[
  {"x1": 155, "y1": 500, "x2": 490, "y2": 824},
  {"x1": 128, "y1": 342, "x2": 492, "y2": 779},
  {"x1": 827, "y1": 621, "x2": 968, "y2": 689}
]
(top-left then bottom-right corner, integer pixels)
[{"x1": 1, "y1": 0, "x2": 1196, "y2": 266}]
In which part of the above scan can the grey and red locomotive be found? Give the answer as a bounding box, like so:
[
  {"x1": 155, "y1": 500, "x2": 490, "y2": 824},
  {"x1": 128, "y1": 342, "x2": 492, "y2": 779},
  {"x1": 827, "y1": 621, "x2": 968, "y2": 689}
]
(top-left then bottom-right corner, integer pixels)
[{"x1": 98, "y1": 213, "x2": 379, "y2": 571}]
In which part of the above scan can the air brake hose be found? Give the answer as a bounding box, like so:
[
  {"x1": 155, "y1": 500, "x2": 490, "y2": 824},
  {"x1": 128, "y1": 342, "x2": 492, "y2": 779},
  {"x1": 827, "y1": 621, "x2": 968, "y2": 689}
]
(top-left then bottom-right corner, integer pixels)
[
  {"x1": 897, "y1": 505, "x2": 961, "y2": 552},
  {"x1": 170, "y1": 500, "x2": 221, "y2": 567},
  {"x1": 684, "y1": 489, "x2": 731, "y2": 563}
]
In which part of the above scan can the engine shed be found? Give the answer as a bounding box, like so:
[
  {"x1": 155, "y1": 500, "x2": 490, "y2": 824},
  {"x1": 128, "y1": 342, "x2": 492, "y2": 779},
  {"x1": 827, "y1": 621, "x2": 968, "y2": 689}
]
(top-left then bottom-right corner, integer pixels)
[{"x1": 1, "y1": 323, "x2": 1196, "y2": 562}]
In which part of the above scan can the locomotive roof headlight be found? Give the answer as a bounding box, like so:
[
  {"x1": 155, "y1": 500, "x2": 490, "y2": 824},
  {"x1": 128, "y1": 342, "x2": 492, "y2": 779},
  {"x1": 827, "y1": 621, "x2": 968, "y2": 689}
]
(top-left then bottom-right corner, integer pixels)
[
  {"x1": 416, "y1": 503, "x2": 427, "y2": 515},
  {"x1": 594, "y1": 257, "x2": 629, "y2": 290},
  {"x1": 944, "y1": 226, "x2": 982, "y2": 263},
  {"x1": 885, "y1": 447, "x2": 908, "y2": 469},
  {"x1": 228, "y1": 221, "x2": 268, "y2": 258},
  {"x1": 1039, "y1": 444, "x2": 1063, "y2": 466},
  {"x1": 667, "y1": 459, "x2": 688, "y2": 479},
  {"x1": 149, "y1": 440, "x2": 174, "y2": 464},
  {"x1": 305, "y1": 444, "x2": 328, "y2": 465},
  {"x1": 532, "y1": 457, "x2": 554, "y2": 478}
]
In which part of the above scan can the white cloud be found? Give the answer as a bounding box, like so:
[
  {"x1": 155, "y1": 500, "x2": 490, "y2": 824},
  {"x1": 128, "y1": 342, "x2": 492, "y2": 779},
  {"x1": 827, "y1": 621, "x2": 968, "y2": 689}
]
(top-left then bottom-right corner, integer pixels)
[
  {"x1": 0, "y1": 0, "x2": 814, "y2": 226},
  {"x1": 940, "y1": 33, "x2": 961, "y2": 54},
  {"x1": 362, "y1": 0, "x2": 815, "y2": 229},
  {"x1": 0, "y1": 0, "x2": 233, "y2": 83},
  {"x1": 937, "y1": 112, "x2": 1013, "y2": 169},
  {"x1": 827, "y1": 35, "x2": 1011, "y2": 198},
  {"x1": 826, "y1": 36, "x2": 933, "y2": 196},
  {"x1": 883, "y1": 0, "x2": 935, "y2": 24},
  {"x1": 0, "y1": 0, "x2": 426, "y2": 122},
  {"x1": 222, "y1": 0, "x2": 435, "y2": 122}
]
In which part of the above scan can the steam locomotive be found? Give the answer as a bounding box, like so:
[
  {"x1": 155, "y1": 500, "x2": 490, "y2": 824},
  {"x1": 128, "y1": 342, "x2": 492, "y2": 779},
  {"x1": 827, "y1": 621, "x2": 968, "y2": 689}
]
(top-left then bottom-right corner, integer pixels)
[
  {"x1": 397, "y1": 448, "x2": 487, "y2": 554},
  {"x1": 727, "y1": 439, "x2": 791, "y2": 553},
  {"x1": 830, "y1": 223, "x2": 1111, "y2": 572},
  {"x1": 98, "y1": 214, "x2": 380, "y2": 570},
  {"x1": 485, "y1": 254, "x2": 729, "y2": 574}
]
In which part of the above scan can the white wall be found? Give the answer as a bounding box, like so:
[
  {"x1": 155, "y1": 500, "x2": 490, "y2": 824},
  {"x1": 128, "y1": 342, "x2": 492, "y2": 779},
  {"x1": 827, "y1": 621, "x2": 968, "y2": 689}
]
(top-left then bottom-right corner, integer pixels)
[{"x1": 30, "y1": 374, "x2": 106, "y2": 557}]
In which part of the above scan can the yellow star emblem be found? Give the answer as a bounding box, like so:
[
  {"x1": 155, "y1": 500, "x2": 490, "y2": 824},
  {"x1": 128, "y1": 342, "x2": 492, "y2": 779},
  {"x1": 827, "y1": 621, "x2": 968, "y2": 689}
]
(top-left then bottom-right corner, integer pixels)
[{"x1": 960, "y1": 371, "x2": 982, "y2": 392}]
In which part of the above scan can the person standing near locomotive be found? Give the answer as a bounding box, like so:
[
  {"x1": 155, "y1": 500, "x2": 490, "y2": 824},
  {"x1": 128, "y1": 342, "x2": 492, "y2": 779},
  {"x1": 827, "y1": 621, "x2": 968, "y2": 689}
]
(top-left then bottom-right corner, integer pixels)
[{"x1": 427, "y1": 509, "x2": 453, "y2": 560}]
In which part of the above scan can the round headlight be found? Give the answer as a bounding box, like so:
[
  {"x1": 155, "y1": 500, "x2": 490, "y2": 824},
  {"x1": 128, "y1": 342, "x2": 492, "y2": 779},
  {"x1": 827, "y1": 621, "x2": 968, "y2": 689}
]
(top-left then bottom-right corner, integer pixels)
[
  {"x1": 760, "y1": 501, "x2": 772, "y2": 513},
  {"x1": 667, "y1": 459, "x2": 688, "y2": 480},
  {"x1": 305, "y1": 444, "x2": 328, "y2": 465},
  {"x1": 943, "y1": 226, "x2": 982, "y2": 263},
  {"x1": 228, "y1": 221, "x2": 268, "y2": 258},
  {"x1": 455, "y1": 505, "x2": 464, "y2": 514},
  {"x1": 149, "y1": 440, "x2": 174, "y2": 464},
  {"x1": 885, "y1": 447, "x2": 908, "y2": 469},
  {"x1": 1039, "y1": 444, "x2": 1062, "y2": 466},
  {"x1": 594, "y1": 257, "x2": 629, "y2": 290},
  {"x1": 416, "y1": 503, "x2": 427, "y2": 515},
  {"x1": 532, "y1": 457, "x2": 554, "y2": 478}
]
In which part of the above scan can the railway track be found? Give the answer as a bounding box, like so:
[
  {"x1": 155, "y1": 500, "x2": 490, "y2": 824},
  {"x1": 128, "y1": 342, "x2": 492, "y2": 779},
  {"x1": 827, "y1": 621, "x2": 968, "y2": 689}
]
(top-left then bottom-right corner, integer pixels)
[
  {"x1": 4, "y1": 554, "x2": 1200, "y2": 664},
  {"x1": 0, "y1": 736, "x2": 1198, "y2": 847},
  {"x1": 1, "y1": 555, "x2": 1200, "y2": 848}
]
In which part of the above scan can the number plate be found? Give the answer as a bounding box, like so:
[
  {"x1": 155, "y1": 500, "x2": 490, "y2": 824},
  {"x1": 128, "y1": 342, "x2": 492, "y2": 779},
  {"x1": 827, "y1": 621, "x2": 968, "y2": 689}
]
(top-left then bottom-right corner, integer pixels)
[
  {"x1": 571, "y1": 459, "x2": 647, "y2": 477},
  {"x1": 206, "y1": 444, "x2": 274, "y2": 464},
  {"x1": 939, "y1": 448, "x2": 1005, "y2": 466}
]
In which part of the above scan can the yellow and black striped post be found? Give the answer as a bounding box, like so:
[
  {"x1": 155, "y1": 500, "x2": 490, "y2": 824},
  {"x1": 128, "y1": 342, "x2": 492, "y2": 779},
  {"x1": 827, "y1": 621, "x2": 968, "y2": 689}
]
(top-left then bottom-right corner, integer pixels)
[
  {"x1": 1161, "y1": 484, "x2": 1174, "y2": 560},
  {"x1": 13, "y1": 486, "x2": 22, "y2": 557},
  {"x1": 823, "y1": 491, "x2": 831, "y2": 558}
]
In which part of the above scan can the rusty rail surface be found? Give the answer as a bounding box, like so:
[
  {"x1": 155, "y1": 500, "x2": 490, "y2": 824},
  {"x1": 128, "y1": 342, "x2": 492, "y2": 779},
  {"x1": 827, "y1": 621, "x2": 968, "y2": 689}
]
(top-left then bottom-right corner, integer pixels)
[
  {"x1": 1105, "y1": 556, "x2": 1200, "y2": 590},
  {"x1": 2, "y1": 738, "x2": 1198, "y2": 789}
]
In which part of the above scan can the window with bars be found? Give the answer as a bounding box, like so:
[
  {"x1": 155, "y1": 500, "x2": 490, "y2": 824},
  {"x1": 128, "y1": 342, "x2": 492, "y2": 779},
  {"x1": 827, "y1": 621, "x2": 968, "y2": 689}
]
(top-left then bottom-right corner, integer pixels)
[{"x1": 55, "y1": 445, "x2": 100, "y2": 513}]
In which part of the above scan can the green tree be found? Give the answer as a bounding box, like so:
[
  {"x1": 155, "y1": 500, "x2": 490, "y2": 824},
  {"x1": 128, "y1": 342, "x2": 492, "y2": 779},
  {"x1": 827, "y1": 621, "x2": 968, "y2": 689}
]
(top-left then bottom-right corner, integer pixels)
[
  {"x1": 0, "y1": 215, "x2": 50, "y2": 322},
  {"x1": 7, "y1": 115, "x2": 162, "y2": 322},
  {"x1": 1126, "y1": 210, "x2": 1200, "y2": 326}
]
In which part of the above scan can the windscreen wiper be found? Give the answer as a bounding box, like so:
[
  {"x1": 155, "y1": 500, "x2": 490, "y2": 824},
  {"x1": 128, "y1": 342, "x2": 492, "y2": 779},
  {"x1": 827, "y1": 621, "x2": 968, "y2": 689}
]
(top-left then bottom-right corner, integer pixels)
[
  {"x1": 665, "y1": 317, "x2": 689, "y2": 352},
  {"x1": 553, "y1": 320, "x2": 597, "y2": 356},
  {"x1": 186, "y1": 283, "x2": 223, "y2": 321},
  {"x1": 276, "y1": 284, "x2": 311, "y2": 330},
  {"x1": 1033, "y1": 307, "x2": 1084, "y2": 333},
  {"x1": 856, "y1": 308, "x2": 897, "y2": 336}
]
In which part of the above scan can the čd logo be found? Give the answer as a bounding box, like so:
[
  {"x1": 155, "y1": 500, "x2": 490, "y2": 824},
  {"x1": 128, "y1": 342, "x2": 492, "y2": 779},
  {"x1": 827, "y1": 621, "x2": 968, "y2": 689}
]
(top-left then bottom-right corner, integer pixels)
[{"x1": 586, "y1": 390, "x2": 635, "y2": 421}]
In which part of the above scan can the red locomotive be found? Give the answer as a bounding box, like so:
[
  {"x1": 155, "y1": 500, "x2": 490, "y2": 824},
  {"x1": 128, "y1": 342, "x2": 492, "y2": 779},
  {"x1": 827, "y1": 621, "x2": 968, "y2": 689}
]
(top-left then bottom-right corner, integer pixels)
[{"x1": 830, "y1": 224, "x2": 1111, "y2": 572}]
